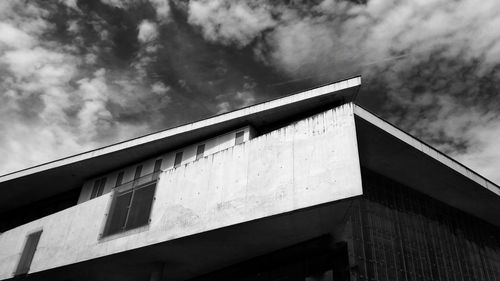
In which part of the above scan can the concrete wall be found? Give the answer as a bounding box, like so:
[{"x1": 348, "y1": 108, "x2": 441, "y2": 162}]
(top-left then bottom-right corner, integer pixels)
[
  {"x1": 77, "y1": 126, "x2": 255, "y2": 204},
  {"x1": 0, "y1": 104, "x2": 362, "y2": 280}
]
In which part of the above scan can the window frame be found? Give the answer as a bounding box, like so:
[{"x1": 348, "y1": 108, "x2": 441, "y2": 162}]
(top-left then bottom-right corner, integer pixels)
[
  {"x1": 235, "y1": 131, "x2": 245, "y2": 145},
  {"x1": 134, "y1": 165, "x2": 143, "y2": 180},
  {"x1": 174, "y1": 151, "x2": 183, "y2": 168},
  {"x1": 196, "y1": 144, "x2": 205, "y2": 160},
  {"x1": 101, "y1": 177, "x2": 158, "y2": 238},
  {"x1": 90, "y1": 177, "x2": 106, "y2": 199},
  {"x1": 153, "y1": 159, "x2": 163, "y2": 173},
  {"x1": 115, "y1": 171, "x2": 124, "y2": 187},
  {"x1": 14, "y1": 230, "x2": 43, "y2": 276}
]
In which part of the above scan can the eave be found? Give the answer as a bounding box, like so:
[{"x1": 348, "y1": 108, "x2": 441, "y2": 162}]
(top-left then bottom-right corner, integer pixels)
[
  {"x1": 354, "y1": 105, "x2": 500, "y2": 227},
  {"x1": 0, "y1": 77, "x2": 361, "y2": 212}
]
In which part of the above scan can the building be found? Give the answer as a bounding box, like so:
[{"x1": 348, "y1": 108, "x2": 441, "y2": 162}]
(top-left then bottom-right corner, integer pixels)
[{"x1": 0, "y1": 77, "x2": 499, "y2": 281}]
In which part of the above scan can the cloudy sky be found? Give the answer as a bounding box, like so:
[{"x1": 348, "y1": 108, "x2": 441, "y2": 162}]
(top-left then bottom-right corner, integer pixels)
[{"x1": 1, "y1": 0, "x2": 500, "y2": 184}]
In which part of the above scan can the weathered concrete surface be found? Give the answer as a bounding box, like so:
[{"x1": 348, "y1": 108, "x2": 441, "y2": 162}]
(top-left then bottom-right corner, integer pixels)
[{"x1": 0, "y1": 104, "x2": 362, "y2": 280}]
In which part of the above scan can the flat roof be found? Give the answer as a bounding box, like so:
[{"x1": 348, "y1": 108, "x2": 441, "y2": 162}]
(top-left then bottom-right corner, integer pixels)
[{"x1": 0, "y1": 77, "x2": 361, "y2": 212}]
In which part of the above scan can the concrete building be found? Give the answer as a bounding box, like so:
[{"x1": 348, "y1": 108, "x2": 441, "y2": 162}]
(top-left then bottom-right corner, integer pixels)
[{"x1": 0, "y1": 77, "x2": 499, "y2": 281}]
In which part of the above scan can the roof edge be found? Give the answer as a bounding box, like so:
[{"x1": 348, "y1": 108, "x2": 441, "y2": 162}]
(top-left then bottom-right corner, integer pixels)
[
  {"x1": 354, "y1": 104, "x2": 500, "y2": 196},
  {"x1": 0, "y1": 76, "x2": 361, "y2": 183}
]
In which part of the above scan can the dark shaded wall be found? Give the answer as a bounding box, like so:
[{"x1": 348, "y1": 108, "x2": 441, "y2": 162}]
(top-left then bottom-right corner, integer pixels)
[
  {"x1": 347, "y1": 169, "x2": 500, "y2": 281},
  {"x1": 189, "y1": 236, "x2": 350, "y2": 281},
  {"x1": 0, "y1": 189, "x2": 80, "y2": 232}
]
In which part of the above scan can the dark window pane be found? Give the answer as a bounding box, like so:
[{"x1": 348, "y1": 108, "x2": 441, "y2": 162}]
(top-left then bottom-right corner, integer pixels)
[
  {"x1": 15, "y1": 230, "x2": 42, "y2": 276},
  {"x1": 154, "y1": 159, "x2": 163, "y2": 173},
  {"x1": 91, "y1": 178, "x2": 106, "y2": 199},
  {"x1": 90, "y1": 179, "x2": 100, "y2": 199},
  {"x1": 125, "y1": 183, "x2": 155, "y2": 230},
  {"x1": 97, "y1": 178, "x2": 106, "y2": 197},
  {"x1": 235, "y1": 131, "x2": 245, "y2": 145},
  {"x1": 174, "y1": 152, "x2": 183, "y2": 168},
  {"x1": 196, "y1": 144, "x2": 205, "y2": 160},
  {"x1": 105, "y1": 192, "x2": 132, "y2": 236},
  {"x1": 134, "y1": 165, "x2": 143, "y2": 180},
  {"x1": 115, "y1": 171, "x2": 124, "y2": 187}
]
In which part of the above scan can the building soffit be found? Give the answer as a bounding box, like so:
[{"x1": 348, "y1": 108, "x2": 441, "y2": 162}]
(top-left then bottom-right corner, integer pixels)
[{"x1": 354, "y1": 105, "x2": 500, "y2": 227}]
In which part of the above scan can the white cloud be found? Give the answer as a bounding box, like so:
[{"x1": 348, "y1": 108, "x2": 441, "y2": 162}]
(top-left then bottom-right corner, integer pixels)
[
  {"x1": 137, "y1": 20, "x2": 159, "y2": 43},
  {"x1": 67, "y1": 20, "x2": 80, "y2": 33},
  {"x1": 263, "y1": 0, "x2": 500, "y2": 79},
  {"x1": 188, "y1": 0, "x2": 276, "y2": 48},
  {"x1": 2, "y1": 47, "x2": 77, "y2": 83},
  {"x1": 85, "y1": 53, "x2": 98, "y2": 64},
  {"x1": 150, "y1": 0, "x2": 170, "y2": 21},
  {"x1": 0, "y1": 23, "x2": 36, "y2": 49},
  {"x1": 0, "y1": 1, "x2": 157, "y2": 174},
  {"x1": 215, "y1": 89, "x2": 256, "y2": 114},
  {"x1": 216, "y1": 101, "x2": 231, "y2": 114},
  {"x1": 235, "y1": 91, "x2": 255, "y2": 108},
  {"x1": 186, "y1": 0, "x2": 500, "y2": 184},
  {"x1": 75, "y1": 69, "x2": 113, "y2": 138},
  {"x1": 454, "y1": 122, "x2": 500, "y2": 184},
  {"x1": 100, "y1": 0, "x2": 128, "y2": 8},
  {"x1": 262, "y1": 18, "x2": 349, "y2": 78},
  {"x1": 59, "y1": 0, "x2": 79, "y2": 10},
  {"x1": 186, "y1": 0, "x2": 500, "y2": 80},
  {"x1": 151, "y1": 81, "x2": 170, "y2": 95}
]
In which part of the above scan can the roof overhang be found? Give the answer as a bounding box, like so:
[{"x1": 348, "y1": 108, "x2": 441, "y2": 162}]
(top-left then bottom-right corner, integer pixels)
[
  {"x1": 354, "y1": 105, "x2": 500, "y2": 227},
  {"x1": 0, "y1": 77, "x2": 361, "y2": 212}
]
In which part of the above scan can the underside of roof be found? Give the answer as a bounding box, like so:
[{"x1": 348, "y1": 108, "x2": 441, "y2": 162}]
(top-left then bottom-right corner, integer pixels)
[{"x1": 354, "y1": 105, "x2": 500, "y2": 227}]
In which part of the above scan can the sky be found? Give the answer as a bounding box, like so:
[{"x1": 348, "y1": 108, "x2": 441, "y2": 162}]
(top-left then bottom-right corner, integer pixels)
[{"x1": 1, "y1": 0, "x2": 500, "y2": 184}]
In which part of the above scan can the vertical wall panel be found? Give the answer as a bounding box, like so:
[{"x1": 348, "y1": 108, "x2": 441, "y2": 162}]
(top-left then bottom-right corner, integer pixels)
[{"x1": 348, "y1": 169, "x2": 500, "y2": 281}]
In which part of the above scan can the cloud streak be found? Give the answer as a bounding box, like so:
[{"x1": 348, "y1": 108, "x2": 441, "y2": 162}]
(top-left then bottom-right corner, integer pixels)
[{"x1": 138, "y1": 20, "x2": 159, "y2": 43}]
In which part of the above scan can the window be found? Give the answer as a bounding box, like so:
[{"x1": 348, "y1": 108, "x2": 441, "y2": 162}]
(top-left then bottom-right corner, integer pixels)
[
  {"x1": 174, "y1": 152, "x2": 183, "y2": 168},
  {"x1": 153, "y1": 159, "x2": 162, "y2": 173},
  {"x1": 90, "y1": 177, "x2": 106, "y2": 199},
  {"x1": 235, "y1": 131, "x2": 245, "y2": 145},
  {"x1": 153, "y1": 159, "x2": 162, "y2": 179},
  {"x1": 103, "y1": 181, "x2": 157, "y2": 237},
  {"x1": 134, "y1": 165, "x2": 143, "y2": 180},
  {"x1": 115, "y1": 171, "x2": 124, "y2": 187},
  {"x1": 15, "y1": 230, "x2": 42, "y2": 276},
  {"x1": 196, "y1": 144, "x2": 205, "y2": 160}
]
